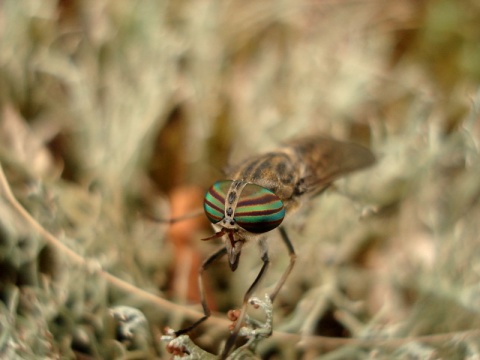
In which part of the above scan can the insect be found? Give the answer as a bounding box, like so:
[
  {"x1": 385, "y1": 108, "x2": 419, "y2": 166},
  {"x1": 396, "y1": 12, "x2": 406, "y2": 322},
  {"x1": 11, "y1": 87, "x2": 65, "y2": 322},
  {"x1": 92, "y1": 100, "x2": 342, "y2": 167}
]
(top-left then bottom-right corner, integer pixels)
[{"x1": 172, "y1": 135, "x2": 376, "y2": 358}]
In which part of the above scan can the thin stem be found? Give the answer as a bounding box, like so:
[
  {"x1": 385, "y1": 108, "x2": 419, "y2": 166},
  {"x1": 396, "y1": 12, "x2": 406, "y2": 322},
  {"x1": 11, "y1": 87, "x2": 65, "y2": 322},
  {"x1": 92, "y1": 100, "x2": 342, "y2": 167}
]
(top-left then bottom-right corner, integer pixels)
[{"x1": 0, "y1": 164, "x2": 224, "y2": 325}]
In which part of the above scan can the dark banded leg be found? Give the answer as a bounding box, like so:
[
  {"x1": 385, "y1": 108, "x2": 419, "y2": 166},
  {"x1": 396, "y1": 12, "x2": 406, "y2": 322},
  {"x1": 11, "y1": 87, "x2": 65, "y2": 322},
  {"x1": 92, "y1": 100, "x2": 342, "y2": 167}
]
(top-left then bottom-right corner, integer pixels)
[
  {"x1": 145, "y1": 209, "x2": 204, "y2": 224},
  {"x1": 174, "y1": 246, "x2": 227, "y2": 336},
  {"x1": 220, "y1": 238, "x2": 270, "y2": 359},
  {"x1": 269, "y1": 226, "x2": 296, "y2": 302}
]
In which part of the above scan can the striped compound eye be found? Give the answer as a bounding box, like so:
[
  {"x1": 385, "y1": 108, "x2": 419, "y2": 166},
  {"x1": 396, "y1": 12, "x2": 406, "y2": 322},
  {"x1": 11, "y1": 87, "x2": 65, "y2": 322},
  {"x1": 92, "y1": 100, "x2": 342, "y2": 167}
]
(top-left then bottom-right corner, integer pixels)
[
  {"x1": 203, "y1": 181, "x2": 286, "y2": 234},
  {"x1": 203, "y1": 180, "x2": 232, "y2": 224},
  {"x1": 234, "y1": 183, "x2": 285, "y2": 233}
]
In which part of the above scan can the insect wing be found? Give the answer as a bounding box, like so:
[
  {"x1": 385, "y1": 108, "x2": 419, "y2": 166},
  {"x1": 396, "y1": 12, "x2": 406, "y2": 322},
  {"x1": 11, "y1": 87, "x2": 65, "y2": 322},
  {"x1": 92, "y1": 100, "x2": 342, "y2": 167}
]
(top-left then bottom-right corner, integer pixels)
[
  {"x1": 203, "y1": 180, "x2": 232, "y2": 223},
  {"x1": 286, "y1": 136, "x2": 375, "y2": 195},
  {"x1": 234, "y1": 183, "x2": 285, "y2": 233}
]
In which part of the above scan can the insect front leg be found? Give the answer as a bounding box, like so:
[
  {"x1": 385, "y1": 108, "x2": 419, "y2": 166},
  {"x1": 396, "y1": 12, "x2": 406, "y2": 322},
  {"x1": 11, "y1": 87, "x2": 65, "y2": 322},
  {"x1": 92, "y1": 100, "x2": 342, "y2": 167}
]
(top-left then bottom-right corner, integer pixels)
[
  {"x1": 174, "y1": 246, "x2": 227, "y2": 336},
  {"x1": 221, "y1": 237, "x2": 270, "y2": 359},
  {"x1": 144, "y1": 209, "x2": 204, "y2": 224},
  {"x1": 269, "y1": 226, "x2": 297, "y2": 302}
]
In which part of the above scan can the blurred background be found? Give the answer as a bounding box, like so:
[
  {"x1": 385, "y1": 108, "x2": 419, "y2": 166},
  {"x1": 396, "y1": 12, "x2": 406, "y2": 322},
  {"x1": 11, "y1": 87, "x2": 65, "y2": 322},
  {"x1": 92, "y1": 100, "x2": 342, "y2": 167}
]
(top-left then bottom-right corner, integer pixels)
[{"x1": 1, "y1": 0, "x2": 480, "y2": 358}]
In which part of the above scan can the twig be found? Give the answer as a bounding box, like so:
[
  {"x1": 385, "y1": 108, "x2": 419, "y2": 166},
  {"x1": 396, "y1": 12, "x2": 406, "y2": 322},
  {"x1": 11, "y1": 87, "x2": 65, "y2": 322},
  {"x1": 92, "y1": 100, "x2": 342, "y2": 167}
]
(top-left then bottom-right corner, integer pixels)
[
  {"x1": 289, "y1": 328, "x2": 480, "y2": 352},
  {"x1": 0, "y1": 163, "x2": 226, "y2": 325}
]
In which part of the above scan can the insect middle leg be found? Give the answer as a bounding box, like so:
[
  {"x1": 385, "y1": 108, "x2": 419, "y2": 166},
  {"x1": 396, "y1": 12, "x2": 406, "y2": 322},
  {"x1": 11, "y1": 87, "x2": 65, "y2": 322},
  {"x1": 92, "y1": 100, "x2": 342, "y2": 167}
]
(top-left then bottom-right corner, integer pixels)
[
  {"x1": 269, "y1": 226, "x2": 297, "y2": 302},
  {"x1": 220, "y1": 238, "x2": 271, "y2": 358},
  {"x1": 174, "y1": 246, "x2": 227, "y2": 336},
  {"x1": 221, "y1": 228, "x2": 296, "y2": 358}
]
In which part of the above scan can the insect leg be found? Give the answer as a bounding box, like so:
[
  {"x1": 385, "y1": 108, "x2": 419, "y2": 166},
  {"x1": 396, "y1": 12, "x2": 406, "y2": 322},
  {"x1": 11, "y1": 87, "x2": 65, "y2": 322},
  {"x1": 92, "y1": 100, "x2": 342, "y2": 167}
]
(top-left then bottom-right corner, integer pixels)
[
  {"x1": 220, "y1": 238, "x2": 270, "y2": 359},
  {"x1": 174, "y1": 245, "x2": 227, "y2": 336},
  {"x1": 269, "y1": 226, "x2": 297, "y2": 302},
  {"x1": 144, "y1": 209, "x2": 204, "y2": 224}
]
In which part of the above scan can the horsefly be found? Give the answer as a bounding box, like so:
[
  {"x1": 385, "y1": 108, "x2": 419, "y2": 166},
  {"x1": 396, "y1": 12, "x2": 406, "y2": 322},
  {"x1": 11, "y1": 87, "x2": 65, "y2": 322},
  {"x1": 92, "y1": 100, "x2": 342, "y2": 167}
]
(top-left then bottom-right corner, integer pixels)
[{"x1": 169, "y1": 135, "x2": 375, "y2": 358}]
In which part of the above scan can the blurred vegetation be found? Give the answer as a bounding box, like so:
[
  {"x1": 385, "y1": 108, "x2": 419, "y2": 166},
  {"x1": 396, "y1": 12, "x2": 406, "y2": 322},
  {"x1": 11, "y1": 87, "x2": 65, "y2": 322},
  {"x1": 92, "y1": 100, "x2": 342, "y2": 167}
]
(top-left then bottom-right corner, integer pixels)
[{"x1": 1, "y1": 0, "x2": 480, "y2": 359}]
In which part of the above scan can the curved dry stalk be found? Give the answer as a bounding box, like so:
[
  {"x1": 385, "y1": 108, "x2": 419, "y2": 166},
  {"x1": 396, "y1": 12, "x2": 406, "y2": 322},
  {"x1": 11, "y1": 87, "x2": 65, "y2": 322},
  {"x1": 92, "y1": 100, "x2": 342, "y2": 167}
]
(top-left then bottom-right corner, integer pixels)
[
  {"x1": 278, "y1": 328, "x2": 480, "y2": 352},
  {"x1": 1, "y1": 163, "x2": 479, "y2": 354},
  {"x1": 0, "y1": 163, "x2": 222, "y2": 325}
]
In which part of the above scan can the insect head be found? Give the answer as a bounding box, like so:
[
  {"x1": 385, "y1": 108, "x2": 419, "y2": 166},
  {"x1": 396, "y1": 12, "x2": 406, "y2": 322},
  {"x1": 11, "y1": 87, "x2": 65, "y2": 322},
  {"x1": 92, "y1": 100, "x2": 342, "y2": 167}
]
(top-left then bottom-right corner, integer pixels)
[{"x1": 203, "y1": 180, "x2": 286, "y2": 270}]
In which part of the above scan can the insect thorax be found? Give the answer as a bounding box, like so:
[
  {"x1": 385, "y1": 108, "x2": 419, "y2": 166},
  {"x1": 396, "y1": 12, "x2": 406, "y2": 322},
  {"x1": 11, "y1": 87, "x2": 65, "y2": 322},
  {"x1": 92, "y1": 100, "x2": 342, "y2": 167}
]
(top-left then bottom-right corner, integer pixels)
[{"x1": 226, "y1": 150, "x2": 304, "y2": 204}]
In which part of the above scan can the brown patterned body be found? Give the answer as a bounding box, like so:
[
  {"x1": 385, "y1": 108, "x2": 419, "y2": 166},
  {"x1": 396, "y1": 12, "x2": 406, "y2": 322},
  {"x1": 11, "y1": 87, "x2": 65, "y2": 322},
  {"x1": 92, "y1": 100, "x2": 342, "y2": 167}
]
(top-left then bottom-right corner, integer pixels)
[{"x1": 226, "y1": 136, "x2": 376, "y2": 214}]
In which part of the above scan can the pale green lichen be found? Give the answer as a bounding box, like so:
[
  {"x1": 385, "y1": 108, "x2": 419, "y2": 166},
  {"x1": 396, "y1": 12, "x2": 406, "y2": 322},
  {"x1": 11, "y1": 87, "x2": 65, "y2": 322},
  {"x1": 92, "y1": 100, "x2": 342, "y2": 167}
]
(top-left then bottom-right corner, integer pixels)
[
  {"x1": 162, "y1": 295, "x2": 273, "y2": 359},
  {"x1": 1, "y1": 0, "x2": 480, "y2": 358}
]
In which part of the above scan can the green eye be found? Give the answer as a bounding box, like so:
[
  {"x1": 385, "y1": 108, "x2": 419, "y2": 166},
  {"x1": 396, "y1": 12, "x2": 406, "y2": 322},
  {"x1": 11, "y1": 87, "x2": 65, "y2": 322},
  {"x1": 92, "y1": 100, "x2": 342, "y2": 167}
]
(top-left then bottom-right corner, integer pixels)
[
  {"x1": 203, "y1": 181, "x2": 285, "y2": 233},
  {"x1": 233, "y1": 183, "x2": 285, "y2": 233},
  {"x1": 203, "y1": 180, "x2": 232, "y2": 223}
]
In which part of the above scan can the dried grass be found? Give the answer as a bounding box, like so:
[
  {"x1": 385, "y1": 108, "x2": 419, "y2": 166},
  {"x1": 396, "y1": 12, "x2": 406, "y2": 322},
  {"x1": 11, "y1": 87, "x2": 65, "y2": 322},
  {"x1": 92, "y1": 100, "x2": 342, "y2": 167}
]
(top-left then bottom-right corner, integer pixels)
[{"x1": 1, "y1": 0, "x2": 480, "y2": 358}]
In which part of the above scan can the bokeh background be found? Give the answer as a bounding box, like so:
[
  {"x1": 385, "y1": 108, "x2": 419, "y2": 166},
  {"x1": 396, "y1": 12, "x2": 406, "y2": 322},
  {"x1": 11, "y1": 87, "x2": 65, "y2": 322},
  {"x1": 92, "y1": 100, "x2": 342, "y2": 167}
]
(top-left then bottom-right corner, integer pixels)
[{"x1": 1, "y1": 0, "x2": 480, "y2": 359}]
